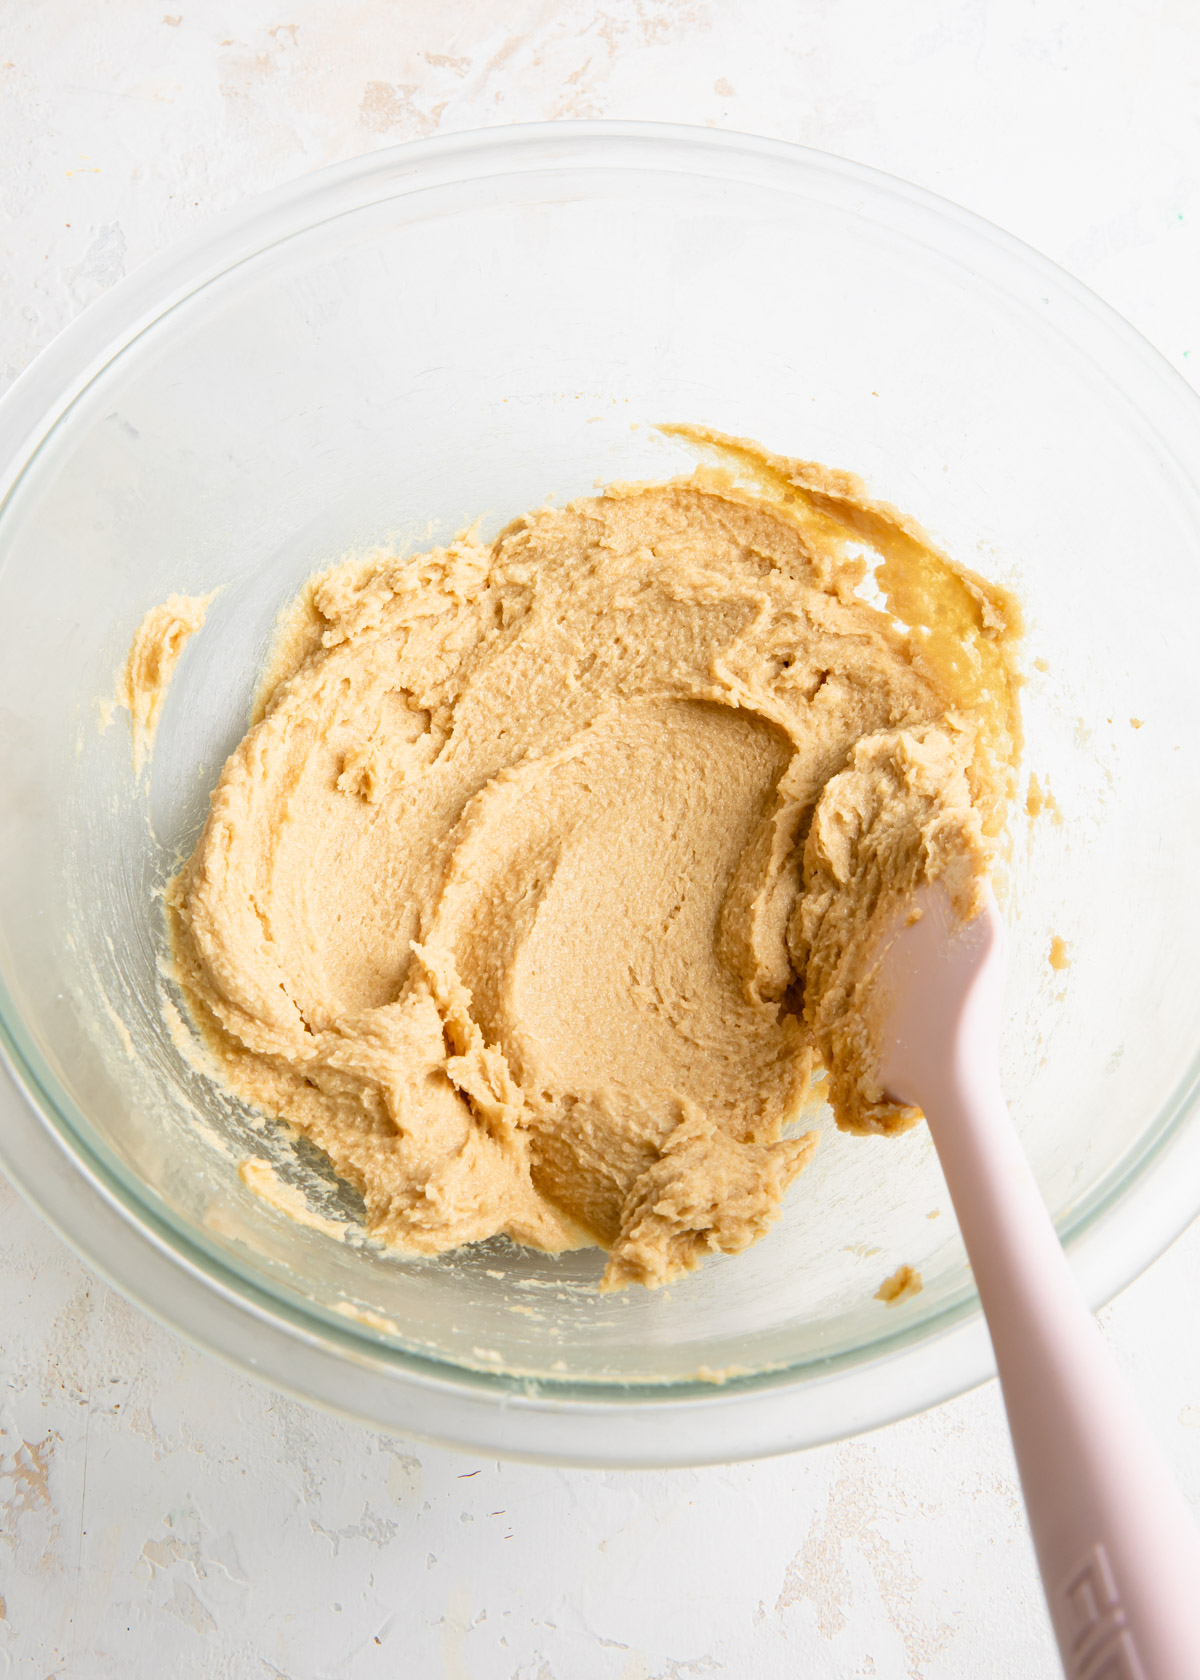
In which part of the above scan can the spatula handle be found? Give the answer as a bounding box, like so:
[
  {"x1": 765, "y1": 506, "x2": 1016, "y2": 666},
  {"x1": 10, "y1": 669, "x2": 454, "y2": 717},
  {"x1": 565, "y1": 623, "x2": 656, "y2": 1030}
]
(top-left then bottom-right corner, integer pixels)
[{"x1": 925, "y1": 1057, "x2": 1200, "y2": 1680}]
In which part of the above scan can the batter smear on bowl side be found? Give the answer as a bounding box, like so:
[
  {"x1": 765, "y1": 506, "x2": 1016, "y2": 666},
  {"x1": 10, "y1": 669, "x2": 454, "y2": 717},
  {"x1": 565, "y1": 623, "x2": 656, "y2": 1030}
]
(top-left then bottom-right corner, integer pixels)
[{"x1": 166, "y1": 428, "x2": 1021, "y2": 1290}]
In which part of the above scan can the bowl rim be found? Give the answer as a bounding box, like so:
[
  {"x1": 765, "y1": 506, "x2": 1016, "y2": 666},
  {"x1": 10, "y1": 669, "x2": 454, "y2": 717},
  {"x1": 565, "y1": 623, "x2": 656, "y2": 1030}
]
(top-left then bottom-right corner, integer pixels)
[{"x1": 4, "y1": 117, "x2": 1200, "y2": 1465}]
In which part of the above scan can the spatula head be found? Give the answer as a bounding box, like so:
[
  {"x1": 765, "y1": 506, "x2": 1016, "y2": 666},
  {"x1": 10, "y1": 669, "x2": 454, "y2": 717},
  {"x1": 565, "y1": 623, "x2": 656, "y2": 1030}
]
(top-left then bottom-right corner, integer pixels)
[{"x1": 875, "y1": 881, "x2": 1008, "y2": 1112}]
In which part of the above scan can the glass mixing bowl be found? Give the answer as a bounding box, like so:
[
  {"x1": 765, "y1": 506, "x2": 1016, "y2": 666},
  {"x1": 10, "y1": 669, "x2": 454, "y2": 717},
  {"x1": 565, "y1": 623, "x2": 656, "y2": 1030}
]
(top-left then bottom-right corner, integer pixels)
[{"x1": 3, "y1": 122, "x2": 1200, "y2": 1467}]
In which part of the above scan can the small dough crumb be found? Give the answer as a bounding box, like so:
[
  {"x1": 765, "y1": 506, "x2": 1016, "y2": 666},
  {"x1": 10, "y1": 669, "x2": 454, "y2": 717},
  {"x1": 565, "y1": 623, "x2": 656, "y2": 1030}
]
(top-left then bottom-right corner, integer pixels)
[
  {"x1": 1025, "y1": 772, "x2": 1061, "y2": 823},
  {"x1": 334, "y1": 1300, "x2": 399, "y2": 1335},
  {"x1": 694, "y1": 1363, "x2": 751, "y2": 1385},
  {"x1": 1130, "y1": 717, "x2": 1144, "y2": 730},
  {"x1": 1049, "y1": 935, "x2": 1071, "y2": 972},
  {"x1": 118, "y1": 590, "x2": 216, "y2": 772},
  {"x1": 876, "y1": 1264, "x2": 923, "y2": 1306}
]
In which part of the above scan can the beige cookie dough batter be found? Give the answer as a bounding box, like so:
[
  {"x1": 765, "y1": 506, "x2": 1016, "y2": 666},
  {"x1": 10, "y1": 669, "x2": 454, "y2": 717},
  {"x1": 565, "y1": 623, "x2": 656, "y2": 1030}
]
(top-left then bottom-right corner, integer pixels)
[{"x1": 167, "y1": 428, "x2": 1020, "y2": 1290}]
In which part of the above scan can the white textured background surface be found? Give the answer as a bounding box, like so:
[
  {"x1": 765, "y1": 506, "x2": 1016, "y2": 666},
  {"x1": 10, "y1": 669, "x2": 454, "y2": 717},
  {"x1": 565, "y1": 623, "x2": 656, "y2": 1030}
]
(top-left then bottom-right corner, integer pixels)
[{"x1": 5, "y1": 3, "x2": 1200, "y2": 1676}]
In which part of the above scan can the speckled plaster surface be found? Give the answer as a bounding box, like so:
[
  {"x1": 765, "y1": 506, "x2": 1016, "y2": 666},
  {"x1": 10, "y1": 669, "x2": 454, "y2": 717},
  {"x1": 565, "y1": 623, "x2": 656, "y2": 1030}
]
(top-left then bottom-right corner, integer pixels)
[{"x1": 4, "y1": 3, "x2": 1200, "y2": 1675}]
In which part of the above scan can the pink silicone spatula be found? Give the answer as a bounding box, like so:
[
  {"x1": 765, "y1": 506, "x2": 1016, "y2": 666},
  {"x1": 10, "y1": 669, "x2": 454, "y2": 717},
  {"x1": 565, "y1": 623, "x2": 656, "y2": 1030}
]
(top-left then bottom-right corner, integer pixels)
[{"x1": 876, "y1": 881, "x2": 1200, "y2": 1680}]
